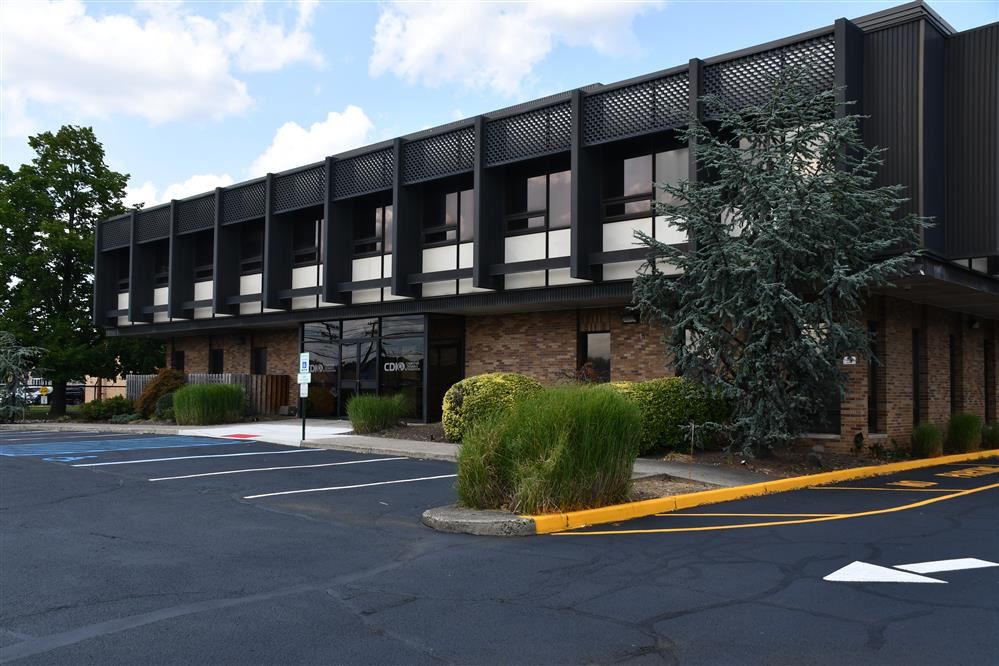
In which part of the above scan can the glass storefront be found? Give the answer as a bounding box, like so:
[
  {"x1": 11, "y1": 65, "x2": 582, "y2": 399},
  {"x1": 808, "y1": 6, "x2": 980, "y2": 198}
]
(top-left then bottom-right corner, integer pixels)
[{"x1": 302, "y1": 314, "x2": 462, "y2": 422}]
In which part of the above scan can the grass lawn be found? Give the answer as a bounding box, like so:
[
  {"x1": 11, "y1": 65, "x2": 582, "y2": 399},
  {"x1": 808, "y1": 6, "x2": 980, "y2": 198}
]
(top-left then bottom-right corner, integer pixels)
[{"x1": 25, "y1": 404, "x2": 81, "y2": 419}]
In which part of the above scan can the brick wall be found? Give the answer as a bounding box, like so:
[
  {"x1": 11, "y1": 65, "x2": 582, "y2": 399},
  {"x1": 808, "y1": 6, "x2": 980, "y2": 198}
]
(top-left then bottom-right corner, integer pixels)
[
  {"x1": 609, "y1": 311, "x2": 672, "y2": 381},
  {"x1": 465, "y1": 310, "x2": 577, "y2": 383},
  {"x1": 168, "y1": 328, "x2": 299, "y2": 407}
]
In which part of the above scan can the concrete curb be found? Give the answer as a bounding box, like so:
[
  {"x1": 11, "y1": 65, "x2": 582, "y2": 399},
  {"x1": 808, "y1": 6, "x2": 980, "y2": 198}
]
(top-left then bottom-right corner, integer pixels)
[
  {"x1": 301, "y1": 437, "x2": 460, "y2": 463},
  {"x1": 528, "y1": 449, "x2": 999, "y2": 534},
  {"x1": 0, "y1": 423, "x2": 184, "y2": 435},
  {"x1": 421, "y1": 505, "x2": 536, "y2": 537}
]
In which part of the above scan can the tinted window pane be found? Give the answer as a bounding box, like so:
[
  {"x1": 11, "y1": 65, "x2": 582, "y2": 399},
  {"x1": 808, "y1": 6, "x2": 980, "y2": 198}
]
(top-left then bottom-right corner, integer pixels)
[
  {"x1": 383, "y1": 205, "x2": 393, "y2": 253},
  {"x1": 381, "y1": 315, "x2": 425, "y2": 338},
  {"x1": 623, "y1": 155, "x2": 652, "y2": 196},
  {"x1": 624, "y1": 199, "x2": 651, "y2": 215},
  {"x1": 459, "y1": 189, "x2": 474, "y2": 241},
  {"x1": 343, "y1": 317, "x2": 379, "y2": 340},
  {"x1": 527, "y1": 175, "x2": 546, "y2": 211},
  {"x1": 583, "y1": 332, "x2": 611, "y2": 383},
  {"x1": 548, "y1": 170, "x2": 571, "y2": 229},
  {"x1": 355, "y1": 211, "x2": 376, "y2": 240},
  {"x1": 445, "y1": 192, "x2": 458, "y2": 228},
  {"x1": 528, "y1": 216, "x2": 545, "y2": 230},
  {"x1": 380, "y1": 337, "x2": 424, "y2": 420},
  {"x1": 655, "y1": 148, "x2": 689, "y2": 204}
]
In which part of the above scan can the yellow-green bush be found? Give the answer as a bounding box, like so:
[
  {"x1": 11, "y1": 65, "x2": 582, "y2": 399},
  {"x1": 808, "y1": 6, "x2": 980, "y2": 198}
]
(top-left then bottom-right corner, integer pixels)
[
  {"x1": 600, "y1": 377, "x2": 727, "y2": 454},
  {"x1": 442, "y1": 372, "x2": 543, "y2": 442},
  {"x1": 173, "y1": 384, "x2": 244, "y2": 425}
]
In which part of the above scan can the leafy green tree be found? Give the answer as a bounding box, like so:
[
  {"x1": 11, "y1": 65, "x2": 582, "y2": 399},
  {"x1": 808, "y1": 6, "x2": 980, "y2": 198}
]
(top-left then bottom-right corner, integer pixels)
[
  {"x1": 633, "y1": 70, "x2": 925, "y2": 455},
  {"x1": 0, "y1": 126, "x2": 163, "y2": 416},
  {"x1": 0, "y1": 331, "x2": 44, "y2": 423}
]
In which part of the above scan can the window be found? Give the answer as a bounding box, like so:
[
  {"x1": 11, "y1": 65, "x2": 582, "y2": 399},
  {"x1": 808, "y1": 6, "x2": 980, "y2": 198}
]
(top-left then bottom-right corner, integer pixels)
[
  {"x1": 602, "y1": 148, "x2": 688, "y2": 221},
  {"x1": 292, "y1": 218, "x2": 319, "y2": 266},
  {"x1": 250, "y1": 347, "x2": 267, "y2": 375},
  {"x1": 194, "y1": 232, "x2": 214, "y2": 281},
  {"x1": 505, "y1": 170, "x2": 571, "y2": 234},
  {"x1": 116, "y1": 249, "x2": 130, "y2": 291},
  {"x1": 423, "y1": 188, "x2": 473, "y2": 245},
  {"x1": 239, "y1": 220, "x2": 264, "y2": 274},
  {"x1": 355, "y1": 205, "x2": 392, "y2": 256},
  {"x1": 208, "y1": 348, "x2": 224, "y2": 374},
  {"x1": 579, "y1": 331, "x2": 611, "y2": 383},
  {"x1": 172, "y1": 350, "x2": 185, "y2": 372},
  {"x1": 153, "y1": 241, "x2": 169, "y2": 287}
]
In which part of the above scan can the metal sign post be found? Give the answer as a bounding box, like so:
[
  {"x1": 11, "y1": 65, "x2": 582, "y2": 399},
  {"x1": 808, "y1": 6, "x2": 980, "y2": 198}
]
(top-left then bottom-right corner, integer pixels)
[{"x1": 298, "y1": 353, "x2": 311, "y2": 442}]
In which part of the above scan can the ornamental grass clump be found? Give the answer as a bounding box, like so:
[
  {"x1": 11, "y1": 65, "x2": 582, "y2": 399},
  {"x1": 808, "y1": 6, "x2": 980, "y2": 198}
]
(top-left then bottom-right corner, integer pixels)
[
  {"x1": 346, "y1": 394, "x2": 409, "y2": 434},
  {"x1": 982, "y1": 423, "x2": 999, "y2": 450},
  {"x1": 910, "y1": 423, "x2": 943, "y2": 459},
  {"x1": 442, "y1": 372, "x2": 543, "y2": 442},
  {"x1": 173, "y1": 384, "x2": 244, "y2": 425},
  {"x1": 944, "y1": 412, "x2": 982, "y2": 454},
  {"x1": 457, "y1": 385, "x2": 641, "y2": 514}
]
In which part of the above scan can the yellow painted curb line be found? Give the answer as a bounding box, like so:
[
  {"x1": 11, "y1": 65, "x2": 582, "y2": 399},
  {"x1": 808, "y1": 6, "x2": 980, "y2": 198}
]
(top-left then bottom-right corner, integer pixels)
[{"x1": 526, "y1": 448, "x2": 999, "y2": 534}]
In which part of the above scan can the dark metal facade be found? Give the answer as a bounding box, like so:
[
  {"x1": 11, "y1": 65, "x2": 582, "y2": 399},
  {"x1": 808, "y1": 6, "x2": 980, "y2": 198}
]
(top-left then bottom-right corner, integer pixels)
[{"x1": 94, "y1": 1, "x2": 998, "y2": 333}]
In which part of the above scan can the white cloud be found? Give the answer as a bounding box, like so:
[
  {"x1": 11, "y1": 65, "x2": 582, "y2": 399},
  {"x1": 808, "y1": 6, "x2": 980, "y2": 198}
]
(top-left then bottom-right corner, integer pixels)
[
  {"x1": 249, "y1": 106, "x2": 374, "y2": 176},
  {"x1": 0, "y1": 0, "x2": 322, "y2": 135},
  {"x1": 369, "y1": 0, "x2": 664, "y2": 96},
  {"x1": 125, "y1": 173, "x2": 234, "y2": 208}
]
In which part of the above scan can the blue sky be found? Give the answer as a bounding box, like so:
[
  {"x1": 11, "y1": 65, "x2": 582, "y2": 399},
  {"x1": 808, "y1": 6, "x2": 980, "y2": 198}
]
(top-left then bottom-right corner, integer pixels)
[{"x1": 2, "y1": 0, "x2": 996, "y2": 207}]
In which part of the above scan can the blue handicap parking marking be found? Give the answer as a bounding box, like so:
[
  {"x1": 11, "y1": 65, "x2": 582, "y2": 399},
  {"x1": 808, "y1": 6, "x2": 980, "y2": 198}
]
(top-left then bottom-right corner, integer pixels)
[{"x1": 0, "y1": 436, "x2": 255, "y2": 458}]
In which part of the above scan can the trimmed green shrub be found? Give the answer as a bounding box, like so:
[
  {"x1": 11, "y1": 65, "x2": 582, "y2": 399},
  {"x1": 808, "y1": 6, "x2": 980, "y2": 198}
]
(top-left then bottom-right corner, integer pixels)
[
  {"x1": 457, "y1": 385, "x2": 641, "y2": 514},
  {"x1": 945, "y1": 412, "x2": 982, "y2": 454},
  {"x1": 79, "y1": 396, "x2": 134, "y2": 421},
  {"x1": 110, "y1": 413, "x2": 141, "y2": 424},
  {"x1": 173, "y1": 384, "x2": 244, "y2": 425},
  {"x1": 442, "y1": 372, "x2": 543, "y2": 442},
  {"x1": 911, "y1": 423, "x2": 944, "y2": 459},
  {"x1": 982, "y1": 423, "x2": 999, "y2": 450},
  {"x1": 136, "y1": 368, "x2": 186, "y2": 417},
  {"x1": 600, "y1": 377, "x2": 727, "y2": 454},
  {"x1": 347, "y1": 394, "x2": 408, "y2": 433},
  {"x1": 155, "y1": 392, "x2": 175, "y2": 421}
]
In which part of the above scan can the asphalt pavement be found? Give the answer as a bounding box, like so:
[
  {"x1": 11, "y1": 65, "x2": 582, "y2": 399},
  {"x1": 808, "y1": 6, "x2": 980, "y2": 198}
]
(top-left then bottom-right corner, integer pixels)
[{"x1": 1, "y1": 429, "x2": 996, "y2": 665}]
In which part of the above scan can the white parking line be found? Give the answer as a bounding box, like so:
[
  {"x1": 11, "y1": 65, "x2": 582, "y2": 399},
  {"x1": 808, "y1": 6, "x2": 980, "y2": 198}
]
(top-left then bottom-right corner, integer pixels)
[
  {"x1": 149, "y1": 457, "x2": 408, "y2": 481},
  {"x1": 73, "y1": 449, "x2": 327, "y2": 467},
  {"x1": 243, "y1": 474, "x2": 457, "y2": 500}
]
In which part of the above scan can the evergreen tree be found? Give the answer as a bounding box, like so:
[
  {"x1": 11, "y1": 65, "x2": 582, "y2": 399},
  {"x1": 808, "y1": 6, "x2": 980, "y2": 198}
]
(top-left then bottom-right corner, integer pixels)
[
  {"x1": 633, "y1": 70, "x2": 925, "y2": 455},
  {"x1": 1, "y1": 126, "x2": 163, "y2": 416}
]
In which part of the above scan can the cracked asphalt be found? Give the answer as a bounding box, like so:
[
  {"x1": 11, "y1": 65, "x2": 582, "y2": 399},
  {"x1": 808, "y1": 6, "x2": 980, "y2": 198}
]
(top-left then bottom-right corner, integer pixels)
[{"x1": 1, "y1": 430, "x2": 997, "y2": 665}]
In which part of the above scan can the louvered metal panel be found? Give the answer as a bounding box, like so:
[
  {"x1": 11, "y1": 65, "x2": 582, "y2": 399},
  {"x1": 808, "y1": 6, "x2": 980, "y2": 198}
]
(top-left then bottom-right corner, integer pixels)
[
  {"x1": 484, "y1": 102, "x2": 572, "y2": 166},
  {"x1": 101, "y1": 216, "x2": 131, "y2": 250},
  {"x1": 401, "y1": 126, "x2": 475, "y2": 184},
  {"x1": 134, "y1": 206, "x2": 170, "y2": 243},
  {"x1": 222, "y1": 181, "x2": 266, "y2": 224},
  {"x1": 333, "y1": 148, "x2": 394, "y2": 200},
  {"x1": 272, "y1": 165, "x2": 325, "y2": 213},
  {"x1": 582, "y1": 73, "x2": 689, "y2": 146},
  {"x1": 177, "y1": 194, "x2": 215, "y2": 235},
  {"x1": 703, "y1": 33, "x2": 836, "y2": 118}
]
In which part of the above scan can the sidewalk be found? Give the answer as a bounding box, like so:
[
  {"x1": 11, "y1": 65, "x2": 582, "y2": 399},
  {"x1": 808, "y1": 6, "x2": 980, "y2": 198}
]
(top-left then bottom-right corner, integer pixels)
[{"x1": 1, "y1": 420, "x2": 766, "y2": 487}]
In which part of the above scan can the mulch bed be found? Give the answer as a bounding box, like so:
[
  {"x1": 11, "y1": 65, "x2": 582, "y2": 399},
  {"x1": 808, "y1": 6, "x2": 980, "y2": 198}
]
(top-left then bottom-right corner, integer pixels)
[
  {"x1": 362, "y1": 421, "x2": 448, "y2": 442},
  {"x1": 629, "y1": 476, "x2": 716, "y2": 500},
  {"x1": 657, "y1": 447, "x2": 880, "y2": 479}
]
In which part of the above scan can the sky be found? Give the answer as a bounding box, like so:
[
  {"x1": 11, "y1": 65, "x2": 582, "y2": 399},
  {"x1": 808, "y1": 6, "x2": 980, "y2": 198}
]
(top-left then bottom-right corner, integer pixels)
[{"x1": 2, "y1": 0, "x2": 996, "y2": 208}]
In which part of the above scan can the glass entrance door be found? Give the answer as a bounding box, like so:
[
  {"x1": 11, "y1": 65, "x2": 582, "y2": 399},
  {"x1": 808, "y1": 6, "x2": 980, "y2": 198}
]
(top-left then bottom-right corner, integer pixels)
[{"x1": 339, "y1": 340, "x2": 378, "y2": 413}]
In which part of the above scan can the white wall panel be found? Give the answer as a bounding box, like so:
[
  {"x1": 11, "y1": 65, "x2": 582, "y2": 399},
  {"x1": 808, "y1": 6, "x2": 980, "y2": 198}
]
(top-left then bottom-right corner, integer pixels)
[
  {"x1": 422, "y1": 246, "x2": 457, "y2": 273},
  {"x1": 292, "y1": 266, "x2": 319, "y2": 310},
  {"x1": 602, "y1": 260, "x2": 643, "y2": 281},
  {"x1": 422, "y1": 280, "x2": 457, "y2": 297},
  {"x1": 653, "y1": 215, "x2": 686, "y2": 245},
  {"x1": 603, "y1": 218, "x2": 652, "y2": 252},
  {"x1": 352, "y1": 288, "x2": 381, "y2": 303},
  {"x1": 548, "y1": 268, "x2": 587, "y2": 286},
  {"x1": 194, "y1": 280, "x2": 213, "y2": 319},
  {"x1": 505, "y1": 271, "x2": 546, "y2": 289},
  {"x1": 505, "y1": 233, "x2": 546, "y2": 262},
  {"x1": 153, "y1": 287, "x2": 169, "y2": 323},
  {"x1": 548, "y1": 229, "x2": 571, "y2": 257},
  {"x1": 459, "y1": 279, "x2": 490, "y2": 294},
  {"x1": 352, "y1": 256, "x2": 381, "y2": 281},
  {"x1": 117, "y1": 292, "x2": 129, "y2": 326},
  {"x1": 458, "y1": 242, "x2": 474, "y2": 269},
  {"x1": 239, "y1": 274, "x2": 262, "y2": 315}
]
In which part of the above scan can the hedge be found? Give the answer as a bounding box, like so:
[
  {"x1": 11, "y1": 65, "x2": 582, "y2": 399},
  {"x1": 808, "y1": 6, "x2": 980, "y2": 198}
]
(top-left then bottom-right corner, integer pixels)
[
  {"x1": 442, "y1": 372, "x2": 543, "y2": 442},
  {"x1": 910, "y1": 423, "x2": 944, "y2": 459},
  {"x1": 600, "y1": 377, "x2": 727, "y2": 454},
  {"x1": 945, "y1": 412, "x2": 982, "y2": 454},
  {"x1": 347, "y1": 394, "x2": 409, "y2": 433},
  {"x1": 78, "y1": 396, "x2": 134, "y2": 421}
]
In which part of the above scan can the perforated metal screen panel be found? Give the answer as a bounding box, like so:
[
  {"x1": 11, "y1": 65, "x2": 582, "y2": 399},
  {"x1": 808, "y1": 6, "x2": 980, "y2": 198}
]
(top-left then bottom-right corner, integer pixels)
[
  {"x1": 135, "y1": 206, "x2": 170, "y2": 243},
  {"x1": 177, "y1": 195, "x2": 215, "y2": 235},
  {"x1": 101, "y1": 216, "x2": 131, "y2": 250},
  {"x1": 582, "y1": 73, "x2": 689, "y2": 146},
  {"x1": 222, "y1": 181, "x2": 266, "y2": 224},
  {"x1": 334, "y1": 148, "x2": 394, "y2": 200},
  {"x1": 401, "y1": 126, "x2": 475, "y2": 184},
  {"x1": 703, "y1": 34, "x2": 836, "y2": 118},
  {"x1": 485, "y1": 102, "x2": 571, "y2": 166},
  {"x1": 273, "y1": 165, "x2": 325, "y2": 213}
]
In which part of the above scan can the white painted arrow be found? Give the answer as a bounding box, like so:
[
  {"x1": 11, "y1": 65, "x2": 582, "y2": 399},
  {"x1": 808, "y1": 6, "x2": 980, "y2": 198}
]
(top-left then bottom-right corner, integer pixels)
[
  {"x1": 894, "y1": 558, "x2": 999, "y2": 574},
  {"x1": 823, "y1": 561, "x2": 946, "y2": 583}
]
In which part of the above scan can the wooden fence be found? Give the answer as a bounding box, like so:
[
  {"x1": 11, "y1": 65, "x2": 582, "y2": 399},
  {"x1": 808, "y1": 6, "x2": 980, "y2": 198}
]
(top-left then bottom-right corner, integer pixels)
[{"x1": 125, "y1": 373, "x2": 290, "y2": 415}]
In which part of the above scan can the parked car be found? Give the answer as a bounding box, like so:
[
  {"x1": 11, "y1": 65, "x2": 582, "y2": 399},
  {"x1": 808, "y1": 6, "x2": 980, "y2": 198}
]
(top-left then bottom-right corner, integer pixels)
[{"x1": 31, "y1": 385, "x2": 85, "y2": 405}]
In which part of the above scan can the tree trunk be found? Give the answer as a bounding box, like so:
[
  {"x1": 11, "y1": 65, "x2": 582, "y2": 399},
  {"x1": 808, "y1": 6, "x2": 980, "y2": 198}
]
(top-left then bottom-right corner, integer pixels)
[{"x1": 49, "y1": 381, "x2": 67, "y2": 417}]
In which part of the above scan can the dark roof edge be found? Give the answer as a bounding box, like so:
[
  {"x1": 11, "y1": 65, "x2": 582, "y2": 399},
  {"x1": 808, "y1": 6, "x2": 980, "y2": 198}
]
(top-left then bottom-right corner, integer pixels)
[{"x1": 851, "y1": 0, "x2": 955, "y2": 36}]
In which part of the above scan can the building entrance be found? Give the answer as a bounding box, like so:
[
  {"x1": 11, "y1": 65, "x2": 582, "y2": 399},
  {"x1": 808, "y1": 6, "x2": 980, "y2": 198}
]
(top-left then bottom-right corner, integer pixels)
[{"x1": 302, "y1": 314, "x2": 463, "y2": 421}]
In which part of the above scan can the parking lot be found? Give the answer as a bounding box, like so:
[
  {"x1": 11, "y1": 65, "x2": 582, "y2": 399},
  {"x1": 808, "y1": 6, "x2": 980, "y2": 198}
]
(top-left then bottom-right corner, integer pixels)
[{"x1": 2, "y1": 430, "x2": 997, "y2": 665}]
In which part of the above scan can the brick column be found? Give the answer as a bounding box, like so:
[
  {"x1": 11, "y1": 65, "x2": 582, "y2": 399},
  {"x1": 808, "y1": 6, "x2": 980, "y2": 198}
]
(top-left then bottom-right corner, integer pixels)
[
  {"x1": 924, "y1": 307, "x2": 953, "y2": 426},
  {"x1": 961, "y1": 320, "x2": 986, "y2": 419},
  {"x1": 883, "y1": 298, "x2": 914, "y2": 442}
]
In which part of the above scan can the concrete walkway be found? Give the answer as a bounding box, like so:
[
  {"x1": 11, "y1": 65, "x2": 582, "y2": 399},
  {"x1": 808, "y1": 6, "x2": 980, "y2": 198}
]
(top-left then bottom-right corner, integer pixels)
[{"x1": 1, "y1": 420, "x2": 767, "y2": 487}]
